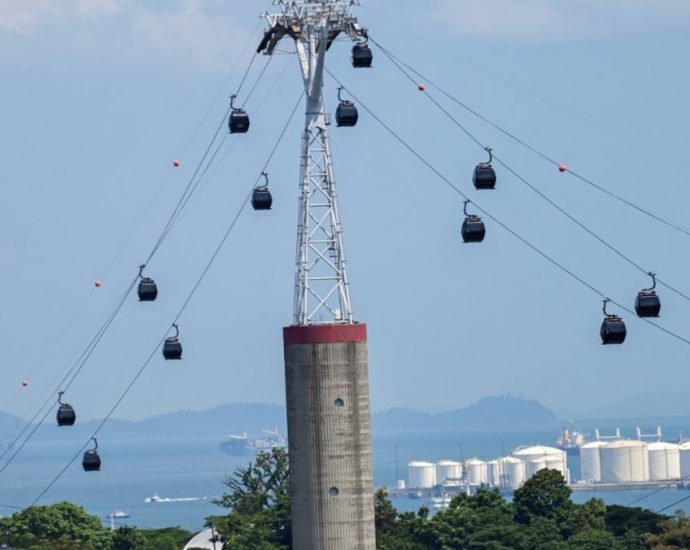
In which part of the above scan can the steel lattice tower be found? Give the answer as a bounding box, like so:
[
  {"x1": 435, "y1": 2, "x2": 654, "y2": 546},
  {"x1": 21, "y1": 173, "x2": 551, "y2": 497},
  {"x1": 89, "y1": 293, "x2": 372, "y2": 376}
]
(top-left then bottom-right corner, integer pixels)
[{"x1": 259, "y1": 1, "x2": 375, "y2": 548}]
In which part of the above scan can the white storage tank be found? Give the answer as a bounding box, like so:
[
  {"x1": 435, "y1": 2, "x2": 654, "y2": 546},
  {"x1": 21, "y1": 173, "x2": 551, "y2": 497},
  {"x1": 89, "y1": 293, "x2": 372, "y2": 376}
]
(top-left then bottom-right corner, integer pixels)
[
  {"x1": 600, "y1": 440, "x2": 649, "y2": 483},
  {"x1": 408, "y1": 461, "x2": 436, "y2": 489},
  {"x1": 513, "y1": 445, "x2": 567, "y2": 479},
  {"x1": 527, "y1": 458, "x2": 547, "y2": 478},
  {"x1": 648, "y1": 442, "x2": 681, "y2": 481},
  {"x1": 580, "y1": 441, "x2": 607, "y2": 483},
  {"x1": 436, "y1": 460, "x2": 463, "y2": 484},
  {"x1": 465, "y1": 458, "x2": 487, "y2": 485},
  {"x1": 499, "y1": 456, "x2": 526, "y2": 490},
  {"x1": 486, "y1": 460, "x2": 500, "y2": 487},
  {"x1": 679, "y1": 441, "x2": 690, "y2": 479}
]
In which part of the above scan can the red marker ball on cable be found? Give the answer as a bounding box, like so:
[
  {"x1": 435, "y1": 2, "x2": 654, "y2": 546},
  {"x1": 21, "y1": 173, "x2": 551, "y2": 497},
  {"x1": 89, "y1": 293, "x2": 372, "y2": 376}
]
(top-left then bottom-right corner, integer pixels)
[
  {"x1": 418, "y1": 83, "x2": 426, "y2": 92},
  {"x1": 173, "y1": 160, "x2": 181, "y2": 167},
  {"x1": 559, "y1": 164, "x2": 567, "y2": 173},
  {"x1": 94, "y1": 280, "x2": 102, "y2": 288},
  {"x1": 22, "y1": 380, "x2": 28, "y2": 387}
]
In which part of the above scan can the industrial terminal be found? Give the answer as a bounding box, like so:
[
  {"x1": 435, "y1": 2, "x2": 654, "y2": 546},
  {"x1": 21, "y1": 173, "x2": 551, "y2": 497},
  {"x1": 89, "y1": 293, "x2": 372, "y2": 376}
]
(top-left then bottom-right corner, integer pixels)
[{"x1": 400, "y1": 428, "x2": 690, "y2": 508}]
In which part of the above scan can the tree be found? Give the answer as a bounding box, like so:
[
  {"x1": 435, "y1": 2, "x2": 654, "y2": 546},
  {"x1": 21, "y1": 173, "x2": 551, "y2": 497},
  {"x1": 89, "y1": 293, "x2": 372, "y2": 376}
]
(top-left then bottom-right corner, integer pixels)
[
  {"x1": 513, "y1": 469, "x2": 572, "y2": 524},
  {"x1": 0, "y1": 501, "x2": 113, "y2": 549},
  {"x1": 210, "y1": 448, "x2": 291, "y2": 549},
  {"x1": 643, "y1": 510, "x2": 690, "y2": 549}
]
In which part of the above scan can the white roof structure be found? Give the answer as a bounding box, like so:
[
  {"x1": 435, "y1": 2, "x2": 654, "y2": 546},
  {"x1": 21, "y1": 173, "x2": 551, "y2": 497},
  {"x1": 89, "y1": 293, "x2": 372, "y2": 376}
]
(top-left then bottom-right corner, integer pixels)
[{"x1": 183, "y1": 528, "x2": 218, "y2": 550}]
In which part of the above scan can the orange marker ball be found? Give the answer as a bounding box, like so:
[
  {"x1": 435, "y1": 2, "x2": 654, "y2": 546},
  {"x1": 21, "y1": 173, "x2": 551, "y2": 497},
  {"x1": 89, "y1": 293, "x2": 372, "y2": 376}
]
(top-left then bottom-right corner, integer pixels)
[
  {"x1": 173, "y1": 160, "x2": 181, "y2": 167},
  {"x1": 559, "y1": 164, "x2": 567, "y2": 173},
  {"x1": 22, "y1": 380, "x2": 28, "y2": 387},
  {"x1": 94, "y1": 280, "x2": 102, "y2": 287},
  {"x1": 418, "y1": 83, "x2": 426, "y2": 92}
]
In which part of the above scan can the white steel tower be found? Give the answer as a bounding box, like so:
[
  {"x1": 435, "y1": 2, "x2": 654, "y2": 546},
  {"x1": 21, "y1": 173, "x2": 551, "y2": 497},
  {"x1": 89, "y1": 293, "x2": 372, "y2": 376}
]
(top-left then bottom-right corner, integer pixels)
[
  {"x1": 259, "y1": 2, "x2": 376, "y2": 549},
  {"x1": 260, "y1": 0, "x2": 367, "y2": 325}
]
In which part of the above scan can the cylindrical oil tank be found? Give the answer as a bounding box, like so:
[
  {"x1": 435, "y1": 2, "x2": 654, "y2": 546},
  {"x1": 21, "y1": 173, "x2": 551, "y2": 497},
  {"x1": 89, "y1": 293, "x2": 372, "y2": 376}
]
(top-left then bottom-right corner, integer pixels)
[
  {"x1": 648, "y1": 442, "x2": 681, "y2": 481},
  {"x1": 408, "y1": 461, "x2": 436, "y2": 489},
  {"x1": 600, "y1": 440, "x2": 649, "y2": 483},
  {"x1": 527, "y1": 458, "x2": 547, "y2": 478},
  {"x1": 486, "y1": 460, "x2": 500, "y2": 487},
  {"x1": 499, "y1": 456, "x2": 526, "y2": 490},
  {"x1": 580, "y1": 441, "x2": 607, "y2": 483},
  {"x1": 544, "y1": 455, "x2": 568, "y2": 479},
  {"x1": 435, "y1": 460, "x2": 462, "y2": 484},
  {"x1": 513, "y1": 445, "x2": 567, "y2": 478},
  {"x1": 679, "y1": 441, "x2": 690, "y2": 479},
  {"x1": 465, "y1": 458, "x2": 487, "y2": 485}
]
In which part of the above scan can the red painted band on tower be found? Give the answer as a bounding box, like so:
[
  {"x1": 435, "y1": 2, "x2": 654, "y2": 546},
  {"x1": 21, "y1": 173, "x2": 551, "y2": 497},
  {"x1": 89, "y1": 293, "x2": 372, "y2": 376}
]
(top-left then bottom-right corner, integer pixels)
[{"x1": 283, "y1": 323, "x2": 367, "y2": 345}]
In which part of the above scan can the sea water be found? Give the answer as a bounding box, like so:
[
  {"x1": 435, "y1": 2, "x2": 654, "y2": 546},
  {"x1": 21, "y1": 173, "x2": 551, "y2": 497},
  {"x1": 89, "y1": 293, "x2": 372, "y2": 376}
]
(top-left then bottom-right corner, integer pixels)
[{"x1": 1, "y1": 430, "x2": 688, "y2": 533}]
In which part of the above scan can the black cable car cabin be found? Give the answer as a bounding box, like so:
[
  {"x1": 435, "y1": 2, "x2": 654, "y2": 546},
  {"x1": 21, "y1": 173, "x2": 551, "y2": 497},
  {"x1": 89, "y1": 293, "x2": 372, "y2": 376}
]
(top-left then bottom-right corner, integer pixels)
[
  {"x1": 635, "y1": 290, "x2": 660, "y2": 317},
  {"x1": 56, "y1": 392, "x2": 76, "y2": 426},
  {"x1": 461, "y1": 201, "x2": 485, "y2": 243},
  {"x1": 462, "y1": 216, "x2": 485, "y2": 243},
  {"x1": 473, "y1": 164, "x2": 496, "y2": 190},
  {"x1": 163, "y1": 324, "x2": 182, "y2": 360},
  {"x1": 336, "y1": 100, "x2": 358, "y2": 127},
  {"x1": 473, "y1": 147, "x2": 496, "y2": 190},
  {"x1": 138, "y1": 277, "x2": 158, "y2": 301},
  {"x1": 635, "y1": 273, "x2": 660, "y2": 318},
  {"x1": 351, "y1": 43, "x2": 373, "y2": 68},
  {"x1": 600, "y1": 300, "x2": 626, "y2": 344},
  {"x1": 82, "y1": 438, "x2": 101, "y2": 471},
  {"x1": 229, "y1": 108, "x2": 250, "y2": 134},
  {"x1": 252, "y1": 187, "x2": 273, "y2": 210}
]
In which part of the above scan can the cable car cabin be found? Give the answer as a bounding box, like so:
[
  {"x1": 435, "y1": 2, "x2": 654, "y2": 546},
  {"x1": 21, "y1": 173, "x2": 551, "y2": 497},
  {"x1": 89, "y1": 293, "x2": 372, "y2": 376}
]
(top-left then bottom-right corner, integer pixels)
[
  {"x1": 336, "y1": 101, "x2": 358, "y2": 127},
  {"x1": 229, "y1": 109, "x2": 250, "y2": 134},
  {"x1": 56, "y1": 403, "x2": 76, "y2": 426},
  {"x1": 461, "y1": 216, "x2": 486, "y2": 243},
  {"x1": 351, "y1": 43, "x2": 373, "y2": 68},
  {"x1": 600, "y1": 316, "x2": 626, "y2": 344},
  {"x1": 251, "y1": 187, "x2": 273, "y2": 210},
  {"x1": 635, "y1": 290, "x2": 661, "y2": 317},
  {"x1": 162, "y1": 337, "x2": 182, "y2": 360},
  {"x1": 473, "y1": 164, "x2": 497, "y2": 190},
  {"x1": 82, "y1": 450, "x2": 101, "y2": 471},
  {"x1": 138, "y1": 277, "x2": 158, "y2": 301}
]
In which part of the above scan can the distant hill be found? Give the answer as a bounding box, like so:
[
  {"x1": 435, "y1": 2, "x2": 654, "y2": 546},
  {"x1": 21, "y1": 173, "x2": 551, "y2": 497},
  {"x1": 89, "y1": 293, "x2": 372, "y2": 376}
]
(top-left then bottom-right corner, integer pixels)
[
  {"x1": 581, "y1": 391, "x2": 690, "y2": 420},
  {"x1": 0, "y1": 396, "x2": 558, "y2": 444},
  {"x1": 372, "y1": 395, "x2": 558, "y2": 434}
]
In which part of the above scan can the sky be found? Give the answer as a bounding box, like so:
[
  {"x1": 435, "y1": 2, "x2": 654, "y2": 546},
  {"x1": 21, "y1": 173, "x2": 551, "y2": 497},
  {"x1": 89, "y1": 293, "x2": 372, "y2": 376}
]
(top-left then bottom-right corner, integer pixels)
[{"x1": 1, "y1": 0, "x2": 690, "y2": 422}]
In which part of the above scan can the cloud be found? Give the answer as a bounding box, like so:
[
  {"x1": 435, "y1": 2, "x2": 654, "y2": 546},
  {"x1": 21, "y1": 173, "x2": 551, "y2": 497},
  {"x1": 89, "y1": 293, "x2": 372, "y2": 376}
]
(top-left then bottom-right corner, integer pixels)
[
  {"x1": 0, "y1": 0, "x2": 120, "y2": 33},
  {"x1": 433, "y1": 0, "x2": 690, "y2": 41},
  {"x1": 0, "y1": 0, "x2": 252, "y2": 69}
]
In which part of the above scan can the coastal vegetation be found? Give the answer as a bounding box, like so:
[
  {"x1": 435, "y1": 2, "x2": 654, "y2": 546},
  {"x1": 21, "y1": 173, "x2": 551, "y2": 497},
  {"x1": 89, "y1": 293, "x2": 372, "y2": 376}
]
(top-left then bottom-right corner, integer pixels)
[{"x1": 2, "y1": 450, "x2": 690, "y2": 548}]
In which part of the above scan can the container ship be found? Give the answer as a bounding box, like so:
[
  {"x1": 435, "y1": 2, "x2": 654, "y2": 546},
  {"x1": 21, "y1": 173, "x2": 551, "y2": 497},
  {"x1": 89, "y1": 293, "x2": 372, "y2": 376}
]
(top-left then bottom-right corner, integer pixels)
[{"x1": 219, "y1": 427, "x2": 286, "y2": 456}]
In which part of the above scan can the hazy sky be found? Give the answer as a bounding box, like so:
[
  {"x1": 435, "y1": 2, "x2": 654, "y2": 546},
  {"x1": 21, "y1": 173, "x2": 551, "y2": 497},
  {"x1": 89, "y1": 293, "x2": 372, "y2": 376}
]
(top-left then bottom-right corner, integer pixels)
[{"x1": 1, "y1": 0, "x2": 690, "y2": 422}]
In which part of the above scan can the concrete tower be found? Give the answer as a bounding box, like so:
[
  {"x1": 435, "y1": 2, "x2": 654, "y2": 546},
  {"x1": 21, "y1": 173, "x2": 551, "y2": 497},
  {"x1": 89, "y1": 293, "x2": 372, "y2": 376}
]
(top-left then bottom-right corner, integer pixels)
[{"x1": 258, "y1": 1, "x2": 375, "y2": 548}]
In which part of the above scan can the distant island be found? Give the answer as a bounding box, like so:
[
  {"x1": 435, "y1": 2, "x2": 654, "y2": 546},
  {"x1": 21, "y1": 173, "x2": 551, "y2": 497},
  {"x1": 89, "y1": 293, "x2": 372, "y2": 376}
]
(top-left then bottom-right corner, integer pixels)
[{"x1": 0, "y1": 395, "x2": 560, "y2": 444}]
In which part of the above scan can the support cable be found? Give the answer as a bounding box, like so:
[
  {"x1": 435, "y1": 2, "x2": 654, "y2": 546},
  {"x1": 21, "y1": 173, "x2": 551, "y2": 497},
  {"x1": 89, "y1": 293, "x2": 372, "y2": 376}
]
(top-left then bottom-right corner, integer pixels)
[
  {"x1": 325, "y1": 68, "x2": 690, "y2": 347},
  {"x1": 369, "y1": 38, "x2": 690, "y2": 240},
  {"x1": 0, "y1": 49, "x2": 279, "y2": 473},
  {"x1": 657, "y1": 494, "x2": 690, "y2": 514},
  {"x1": 370, "y1": 42, "x2": 690, "y2": 305},
  {"x1": 0, "y1": 35, "x2": 264, "y2": 429},
  {"x1": 30, "y1": 91, "x2": 304, "y2": 507},
  {"x1": 0, "y1": 276, "x2": 139, "y2": 476},
  {"x1": 0, "y1": 42, "x2": 270, "y2": 478}
]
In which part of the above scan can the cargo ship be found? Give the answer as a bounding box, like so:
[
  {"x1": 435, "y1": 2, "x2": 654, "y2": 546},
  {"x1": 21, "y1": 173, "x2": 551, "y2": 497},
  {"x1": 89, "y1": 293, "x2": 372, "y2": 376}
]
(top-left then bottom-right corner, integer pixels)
[
  {"x1": 219, "y1": 428, "x2": 286, "y2": 456},
  {"x1": 556, "y1": 426, "x2": 586, "y2": 456}
]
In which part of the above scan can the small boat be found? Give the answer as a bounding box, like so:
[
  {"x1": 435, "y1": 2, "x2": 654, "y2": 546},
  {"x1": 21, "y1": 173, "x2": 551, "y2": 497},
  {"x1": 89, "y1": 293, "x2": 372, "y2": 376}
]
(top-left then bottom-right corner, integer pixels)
[
  {"x1": 106, "y1": 509, "x2": 130, "y2": 519},
  {"x1": 145, "y1": 492, "x2": 200, "y2": 503}
]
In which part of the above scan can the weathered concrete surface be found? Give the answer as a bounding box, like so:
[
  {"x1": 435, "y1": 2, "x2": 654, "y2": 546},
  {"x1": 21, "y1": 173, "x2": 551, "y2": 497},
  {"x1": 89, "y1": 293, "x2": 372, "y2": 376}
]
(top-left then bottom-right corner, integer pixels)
[{"x1": 283, "y1": 323, "x2": 375, "y2": 550}]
